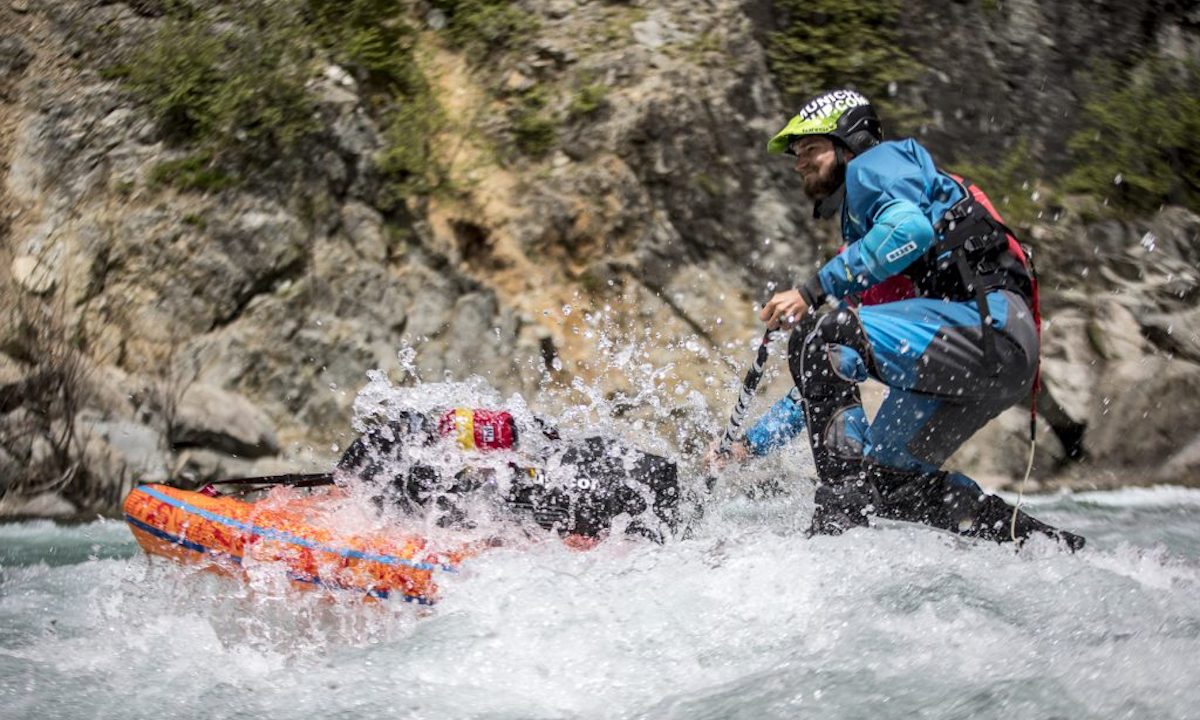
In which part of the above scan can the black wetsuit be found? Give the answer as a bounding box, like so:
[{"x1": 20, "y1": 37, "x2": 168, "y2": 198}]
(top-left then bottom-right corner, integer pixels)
[{"x1": 336, "y1": 415, "x2": 682, "y2": 542}]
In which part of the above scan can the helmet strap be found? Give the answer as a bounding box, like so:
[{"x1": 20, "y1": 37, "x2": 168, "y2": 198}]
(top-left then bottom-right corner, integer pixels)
[
  {"x1": 813, "y1": 184, "x2": 845, "y2": 219},
  {"x1": 812, "y1": 145, "x2": 848, "y2": 219}
]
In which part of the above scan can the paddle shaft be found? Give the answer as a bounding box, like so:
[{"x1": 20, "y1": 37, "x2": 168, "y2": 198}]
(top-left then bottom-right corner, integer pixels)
[
  {"x1": 207, "y1": 472, "x2": 334, "y2": 487},
  {"x1": 717, "y1": 329, "x2": 775, "y2": 455}
]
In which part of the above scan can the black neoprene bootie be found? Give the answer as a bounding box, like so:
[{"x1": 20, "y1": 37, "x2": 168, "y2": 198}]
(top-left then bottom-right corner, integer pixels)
[
  {"x1": 808, "y1": 479, "x2": 875, "y2": 536},
  {"x1": 917, "y1": 482, "x2": 1086, "y2": 552},
  {"x1": 1054, "y1": 529, "x2": 1087, "y2": 552},
  {"x1": 864, "y1": 466, "x2": 1088, "y2": 551},
  {"x1": 966, "y1": 494, "x2": 1086, "y2": 551}
]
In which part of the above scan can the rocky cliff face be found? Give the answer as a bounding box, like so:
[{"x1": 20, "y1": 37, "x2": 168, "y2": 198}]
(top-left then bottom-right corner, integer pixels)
[
  {"x1": 895, "y1": 0, "x2": 1199, "y2": 175},
  {"x1": 1, "y1": 0, "x2": 1198, "y2": 517}
]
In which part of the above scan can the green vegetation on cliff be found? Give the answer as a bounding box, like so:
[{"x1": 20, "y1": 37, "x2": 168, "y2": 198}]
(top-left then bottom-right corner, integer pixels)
[
  {"x1": 940, "y1": 59, "x2": 1199, "y2": 224},
  {"x1": 307, "y1": 0, "x2": 422, "y2": 92},
  {"x1": 113, "y1": 0, "x2": 552, "y2": 194},
  {"x1": 1066, "y1": 60, "x2": 1200, "y2": 216},
  {"x1": 511, "y1": 87, "x2": 558, "y2": 159},
  {"x1": 117, "y1": 3, "x2": 317, "y2": 188},
  {"x1": 114, "y1": 0, "x2": 441, "y2": 199},
  {"x1": 947, "y1": 139, "x2": 1047, "y2": 228},
  {"x1": 427, "y1": 0, "x2": 539, "y2": 61},
  {"x1": 766, "y1": 1, "x2": 1197, "y2": 222},
  {"x1": 308, "y1": 0, "x2": 443, "y2": 203},
  {"x1": 113, "y1": 0, "x2": 1199, "y2": 216},
  {"x1": 767, "y1": 0, "x2": 919, "y2": 119}
]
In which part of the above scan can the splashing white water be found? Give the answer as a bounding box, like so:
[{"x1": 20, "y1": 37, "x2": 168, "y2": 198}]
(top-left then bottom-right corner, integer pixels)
[
  {"x1": 5, "y1": 329, "x2": 1199, "y2": 718},
  {"x1": 3, "y1": 485, "x2": 1200, "y2": 720}
]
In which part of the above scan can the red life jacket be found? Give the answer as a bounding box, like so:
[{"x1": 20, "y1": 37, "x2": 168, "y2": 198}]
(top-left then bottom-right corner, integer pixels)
[
  {"x1": 948, "y1": 174, "x2": 1041, "y2": 335},
  {"x1": 850, "y1": 174, "x2": 1042, "y2": 433},
  {"x1": 854, "y1": 174, "x2": 1039, "y2": 331}
]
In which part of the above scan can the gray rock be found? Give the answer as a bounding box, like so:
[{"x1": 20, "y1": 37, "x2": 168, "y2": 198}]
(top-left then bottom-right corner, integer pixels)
[
  {"x1": 341, "y1": 202, "x2": 387, "y2": 263},
  {"x1": 1143, "y1": 206, "x2": 1200, "y2": 267},
  {"x1": 1088, "y1": 299, "x2": 1150, "y2": 362},
  {"x1": 0, "y1": 409, "x2": 35, "y2": 462},
  {"x1": 76, "y1": 432, "x2": 133, "y2": 509},
  {"x1": 0, "y1": 352, "x2": 27, "y2": 388},
  {"x1": 76, "y1": 414, "x2": 167, "y2": 483},
  {"x1": 1156, "y1": 434, "x2": 1200, "y2": 483},
  {"x1": 315, "y1": 79, "x2": 359, "y2": 108},
  {"x1": 1038, "y1": 309, "x2": 1100, "y2": 424},
  {"x1": 1142, "y1": 305, "x2": 1200, "y2": 364},
  {"x1": 0, "y1": 491, "x2": 78, "y2": 519},
  {"x1": 178, "y1": 202, "x2": 309, "y2": 328},
  {"x1": 405, "y1": 283, "x2": 455, "y2": 339},
  {"x1": 442, "y1": 292, "x2": 508, "y2": 379},
  {"x1": 534, "y1": 39, "x2": 576, "y2": 66},
  {"x1": 546, "y1": 1, "x2": 573, "y2": 20},
  {"x1": 0, "y1": 34, "x2": 32, "y2": 76},
  {"x1": 0, "y1": 446, "x2": 15, "y2": 495},
  {"x1": 173, "y1": 384, "x2": 280, "y2": 458},
  {"x1": 81, "y1": 363, "x2": 138, "y2": 422},
  {"x1": 632, "y1": 9, "x2": 693, "y2": 52},
  {"x1": 504, "y1": 70, "x2": 536, "y2": 93},
  {"x1": 12, "y1": 254, "x2": 57, "y2": 294},
  {"x1": 28, "y1": 435, "x2": 54, "y2": 467},
  {"x1": 327, "y1": 104, "x2": 380, "y2": 170},
  {"x1": 631, "y1": 18, "x2": 666, "y2": 49},
  {"x1": 1088, "y1": 358, "x2": 1200, "y2": 468},
  {"x1": 172, "y1": 448, "x2": 259, "y2": 485}
]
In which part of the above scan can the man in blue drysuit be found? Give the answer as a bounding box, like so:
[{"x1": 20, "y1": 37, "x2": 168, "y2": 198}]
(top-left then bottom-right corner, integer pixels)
[{"x1": 731, "y1": 88, "x2": 1083, "y2": 549}]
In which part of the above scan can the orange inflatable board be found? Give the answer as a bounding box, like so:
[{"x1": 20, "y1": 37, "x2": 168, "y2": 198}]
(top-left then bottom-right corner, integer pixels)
[{"x1": 123, "y1": 484, "x2": 478, "y2": 605}]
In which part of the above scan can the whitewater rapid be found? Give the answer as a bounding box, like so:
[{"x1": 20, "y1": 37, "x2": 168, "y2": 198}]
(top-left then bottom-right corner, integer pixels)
[
  {"x1": 4, "y1": 344, "x2": 1199, "y2": 719},
  {"x1": 3, "y1": 483, "x2": 1198, "y2": 720}
]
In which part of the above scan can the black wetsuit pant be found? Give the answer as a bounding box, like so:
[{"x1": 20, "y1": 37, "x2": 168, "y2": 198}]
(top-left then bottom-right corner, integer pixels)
[{"x1": 790, "y1": 300, "x2": 1083, "y2": 550}]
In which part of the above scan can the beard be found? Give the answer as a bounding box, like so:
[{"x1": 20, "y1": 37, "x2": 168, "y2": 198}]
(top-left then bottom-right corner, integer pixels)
[{"x1": 801, "y1": 162, "x2": 842, "y2": 200}]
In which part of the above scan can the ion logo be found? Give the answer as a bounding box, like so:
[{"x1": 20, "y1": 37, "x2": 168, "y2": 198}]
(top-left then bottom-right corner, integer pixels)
[{"x1": 885, "y1": 241, "x2": 918, "y2": 264}]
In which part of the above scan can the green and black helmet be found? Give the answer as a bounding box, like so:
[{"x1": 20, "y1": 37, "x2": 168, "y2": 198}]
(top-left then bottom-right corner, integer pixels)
[{"x1": 768, "y1": 89, "x2": 882, "y2": 156}]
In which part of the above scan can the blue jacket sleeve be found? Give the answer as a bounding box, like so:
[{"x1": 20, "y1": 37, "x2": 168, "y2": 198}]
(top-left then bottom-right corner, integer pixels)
[
  {"x1": 744, "y1": 391, "x2": 806, "y2": 456},
  {"x1": 813, "y1": 200, "x2": 934, "y2": 301}
]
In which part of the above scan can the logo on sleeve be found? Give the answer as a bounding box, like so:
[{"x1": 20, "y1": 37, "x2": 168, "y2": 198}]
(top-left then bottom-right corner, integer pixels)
[{"x1": 885, "y1": 241, "x2": 918, "y2": 264}]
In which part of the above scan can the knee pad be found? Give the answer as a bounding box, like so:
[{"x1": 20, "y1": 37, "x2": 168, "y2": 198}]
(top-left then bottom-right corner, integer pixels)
[
  {"x1": 789, "y1": 309, "x2": 876, "y2": 400},
  {"x1": 790, "y1": 310, "x2": 877, "y2": 481}
]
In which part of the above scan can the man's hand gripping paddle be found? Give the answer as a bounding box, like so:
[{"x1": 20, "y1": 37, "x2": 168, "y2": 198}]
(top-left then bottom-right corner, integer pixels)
[{"x1": 716, "y1": 328, "x2": 776, "y2": 458}]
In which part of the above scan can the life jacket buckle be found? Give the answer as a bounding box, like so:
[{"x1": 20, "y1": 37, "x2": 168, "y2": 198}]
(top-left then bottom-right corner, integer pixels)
[{"x1": 963, "y1": 231, "x2": 999, "y2": 255}]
